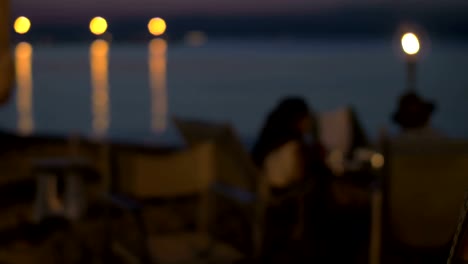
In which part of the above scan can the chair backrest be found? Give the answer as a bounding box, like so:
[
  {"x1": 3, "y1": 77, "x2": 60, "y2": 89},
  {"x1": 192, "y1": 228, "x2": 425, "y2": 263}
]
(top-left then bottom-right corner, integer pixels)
[
  {"x1": 173, "y1": 117, "x2": 266, "y2": 255},
  {"x1": 173, "y1": 117, "x2": 260, "y2": 193},
  {"x1": 116, "y1": 143, "x2": 216, "y2": 232},
  {"x1": 118, "y1": 142, "x2": 215, "y2": 198},
  {"x1": 319, "y1": 106, "x2": 353, "y2": 155},
  {"x1": 319, "y1": 106, "x2": 368, "y2": 156},
  {"x1": 27, "y1": 136, "x2": 109, "y2": 191},
  {"x1": 385, "y1": 139, "x2": 468, "y2": 248}
]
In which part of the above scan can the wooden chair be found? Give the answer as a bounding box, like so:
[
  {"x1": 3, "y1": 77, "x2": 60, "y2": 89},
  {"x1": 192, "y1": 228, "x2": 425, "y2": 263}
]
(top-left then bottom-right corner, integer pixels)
[
  {"x1": 115, "y1": 142, "x2": 243, "y2": 264},
  {"x1": 0, "y1": 135, "x2": 111, "y2": 263},
  {"x1": 370, "y1": 139, "x2": 468, "y2": 264},
  {"x1": 173, "y1": 117, "x2": 267, "y2": 258},
  {"x1": 0, "y1": 135, "x2": 104, "y2": 233}
]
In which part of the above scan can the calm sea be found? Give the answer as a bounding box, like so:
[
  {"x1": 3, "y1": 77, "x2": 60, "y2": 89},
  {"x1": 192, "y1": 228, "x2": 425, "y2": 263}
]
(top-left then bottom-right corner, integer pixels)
[{"x1": 0, "y1": 39, "x2": 467, "y2": 146}]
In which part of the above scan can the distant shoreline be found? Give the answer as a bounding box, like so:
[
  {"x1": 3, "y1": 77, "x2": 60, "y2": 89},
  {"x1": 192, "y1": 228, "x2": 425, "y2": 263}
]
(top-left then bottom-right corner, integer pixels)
[{"x1": 11, "y1": 6, "x2": 468, "y2": 43}]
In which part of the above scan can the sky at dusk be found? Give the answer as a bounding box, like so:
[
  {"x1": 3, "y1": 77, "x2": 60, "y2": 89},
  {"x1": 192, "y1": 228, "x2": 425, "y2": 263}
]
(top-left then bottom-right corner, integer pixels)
[{"x1": 11, "y1": 0, "x2": 468, "y2": 23}]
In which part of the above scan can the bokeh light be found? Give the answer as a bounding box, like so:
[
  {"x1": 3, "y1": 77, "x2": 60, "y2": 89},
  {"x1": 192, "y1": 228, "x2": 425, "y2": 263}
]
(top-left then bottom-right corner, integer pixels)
[
  {"x1": 371, "y1": 153, "x2": 385, "y2": 169},
  {"x1": 149, "y1": 38, "x2": 168, "y2": 133},
  {"x1": 148, "y1": 17, "x2": 167, "y2": 36},
  {"x1": 15, "y1": 42, "x2": 34, "y2": 135},
  {"x1": 14, "y1": 16, "x2": 31, "y2": 35},
  {"x1": 185, "y1": 31, "x2": 207, "y2": 47},
  {"x1": 89, "y1": 17, "x2": 108, "y2": 36},
  {"x1": 401, "y1": 32, "x2": 420, "y2": 55},
  {"x1": 90, "y1": 39, "x2": 109, "y2": 57},
  {"x1": 15, "y1": 42, "x2": 33, "y2": 59},
  {"x1": 90, "y1": 39, "x2": 110, "y2": 136},
  {"x1": 149, "y1": 38, "x2": 167, "y2": 56}
]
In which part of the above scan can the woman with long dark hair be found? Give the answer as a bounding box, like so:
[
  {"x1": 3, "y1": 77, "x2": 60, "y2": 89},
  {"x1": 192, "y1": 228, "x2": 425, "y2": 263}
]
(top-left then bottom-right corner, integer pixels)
[{"x1": 252, "y1": 97, "x2": 332, "y2": 263}]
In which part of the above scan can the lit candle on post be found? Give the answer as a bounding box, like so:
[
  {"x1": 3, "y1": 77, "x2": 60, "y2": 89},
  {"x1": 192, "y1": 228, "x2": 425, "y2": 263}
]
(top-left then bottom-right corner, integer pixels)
[
  {"x1": 14, "y1": 16, "x2": 34, "y2": 135},
  {"x1": 148, "y1": 17, "x2": 168, "y2": 133},
  {"x1": 89, "y1": 17, "x2": 110, "y2": 137},
  {"x1": 401, "y1": 32, "x2": 420, "y2": 91}
]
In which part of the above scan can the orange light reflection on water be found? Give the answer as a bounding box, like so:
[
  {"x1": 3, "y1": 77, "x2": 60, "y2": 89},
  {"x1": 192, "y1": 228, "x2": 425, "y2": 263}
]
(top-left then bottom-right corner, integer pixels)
[
  {"x1": 90, "y1": 39, "x2": 110, "y2": 137},
  {"x1": 15, "y1": 42, "x2": 34, "y2": 135},
  {"x1": 149, "y1": 38, "x2": 168, "y2": 133}
]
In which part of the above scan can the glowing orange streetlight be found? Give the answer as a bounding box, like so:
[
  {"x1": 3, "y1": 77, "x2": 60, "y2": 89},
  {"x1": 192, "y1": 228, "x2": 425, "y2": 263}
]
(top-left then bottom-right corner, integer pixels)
[
  {"x1": 148, "y1": 17, "x2": 167, "y2": 36},
  {"x1": 89, "y1": 17, "x2": 108, "y2": 36},
  {"x1": 14, "y1": 16, "x2": 31, "y2": 35},
  {"x1": 401, "y1": 32, "x2": 421, "y2": 91}
]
